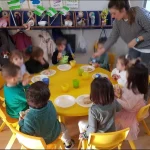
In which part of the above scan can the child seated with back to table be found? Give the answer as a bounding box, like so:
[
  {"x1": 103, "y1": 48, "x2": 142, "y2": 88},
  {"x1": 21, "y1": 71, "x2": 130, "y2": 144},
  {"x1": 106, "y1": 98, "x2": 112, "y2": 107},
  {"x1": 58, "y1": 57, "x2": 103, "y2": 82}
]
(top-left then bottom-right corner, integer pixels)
[
  {"x1": 78, "y1": 77, "x2": 121, "y2": 139},
  {"x1": 2, "y1": 63, "x2": 29, "y2": 119},
  {"x1": 25, "y1": 46, "x2": 49, "y2": 74},
  {"x1": 114, "y1": 59, "x2": 148, "y2": 140},
  {"x1": 111, "y1": 55, "x2": 128, "y2": 87},
  {"x1": 19, "y1": 81, "x2": 74, "y2": 149},
  {"x1": 89, "y1": 38, "x2": 109, "y2": 71},
  {"x1": 52, "y1": 37, "x2": 73, "y2": 65}
]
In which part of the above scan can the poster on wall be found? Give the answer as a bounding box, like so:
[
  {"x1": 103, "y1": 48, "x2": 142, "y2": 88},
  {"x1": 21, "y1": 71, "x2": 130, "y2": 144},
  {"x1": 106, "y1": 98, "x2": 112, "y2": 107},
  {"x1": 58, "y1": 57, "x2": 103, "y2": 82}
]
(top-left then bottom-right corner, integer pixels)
[
  {"x1": 65, "y1": 0, "x2": 79, "y2": 9},
  {"x1": 50, "y1": 0, "x2": 63, "y2": 9}
]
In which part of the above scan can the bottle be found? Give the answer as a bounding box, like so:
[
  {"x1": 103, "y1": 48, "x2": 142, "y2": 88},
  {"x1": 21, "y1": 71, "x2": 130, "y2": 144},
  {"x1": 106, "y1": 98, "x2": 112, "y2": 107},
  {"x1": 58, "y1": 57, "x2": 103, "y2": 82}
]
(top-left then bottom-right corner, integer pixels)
[{"x1": 91, "y1": 14, "x2": 95, "y2": 25}]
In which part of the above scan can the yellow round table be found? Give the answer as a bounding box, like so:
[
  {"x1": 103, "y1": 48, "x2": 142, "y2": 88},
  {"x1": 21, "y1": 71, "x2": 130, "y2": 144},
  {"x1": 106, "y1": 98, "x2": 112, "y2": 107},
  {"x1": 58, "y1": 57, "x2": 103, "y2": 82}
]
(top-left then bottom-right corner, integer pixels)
[{"x1": 47, "y1": 64, "x2": 116, "y2": 122}]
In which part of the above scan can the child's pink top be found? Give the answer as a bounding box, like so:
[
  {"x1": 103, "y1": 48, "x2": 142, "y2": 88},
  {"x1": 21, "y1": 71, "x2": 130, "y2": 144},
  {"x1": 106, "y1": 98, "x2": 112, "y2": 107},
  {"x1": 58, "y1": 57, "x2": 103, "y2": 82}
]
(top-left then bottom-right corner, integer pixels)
[{"x1": 115, "y1": 87, "x2": 148, "y2": 140}]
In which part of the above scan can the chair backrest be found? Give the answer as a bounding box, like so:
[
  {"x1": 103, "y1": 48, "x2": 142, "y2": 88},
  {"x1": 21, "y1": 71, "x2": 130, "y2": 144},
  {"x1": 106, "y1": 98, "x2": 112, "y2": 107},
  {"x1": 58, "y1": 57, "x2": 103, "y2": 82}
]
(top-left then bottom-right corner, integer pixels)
[
  {"x1": 108, "y1": 53, "x2": 116, "y2": 71},
  {"x1": 0, "y1": 72, "x2": 5, "y2": 89},
  {"x1": 8, "y1": 124, "x2": 47, "y2": 149},
  {"x1": 137, "y1": 104, "x2": 150, "y2": 122},
  {"x1": 88, "y1": 128, "x2": 130, "y2": 149}
]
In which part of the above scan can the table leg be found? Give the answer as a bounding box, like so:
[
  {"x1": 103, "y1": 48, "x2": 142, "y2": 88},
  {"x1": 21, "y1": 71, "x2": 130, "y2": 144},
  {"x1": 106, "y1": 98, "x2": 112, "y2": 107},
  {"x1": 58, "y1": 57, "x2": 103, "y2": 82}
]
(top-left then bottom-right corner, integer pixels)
[{"x1": 58, "y1": 116, "x2": 65, "y2": 124}]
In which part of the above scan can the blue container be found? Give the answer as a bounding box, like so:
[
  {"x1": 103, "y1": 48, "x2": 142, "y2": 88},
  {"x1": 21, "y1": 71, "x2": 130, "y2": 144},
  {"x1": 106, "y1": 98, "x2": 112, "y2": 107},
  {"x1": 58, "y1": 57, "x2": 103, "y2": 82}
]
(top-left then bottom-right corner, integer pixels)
[
  {"x1": 95, "y1": 74, "x2": 101, "y2": 78},
  {"x1": 42, "y1": 78, "x2": 49, "y2": 85},
  {"x1": 92, "y1": 59, "x2": 96, "y2": 63}
]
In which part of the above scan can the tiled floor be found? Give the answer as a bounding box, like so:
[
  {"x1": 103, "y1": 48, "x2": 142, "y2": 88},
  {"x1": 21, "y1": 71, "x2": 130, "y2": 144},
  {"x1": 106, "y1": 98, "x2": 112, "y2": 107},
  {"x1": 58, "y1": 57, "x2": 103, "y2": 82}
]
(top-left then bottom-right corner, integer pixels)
[{"x1": 0, "y1": 116, "x2": 150, "y2": 149}]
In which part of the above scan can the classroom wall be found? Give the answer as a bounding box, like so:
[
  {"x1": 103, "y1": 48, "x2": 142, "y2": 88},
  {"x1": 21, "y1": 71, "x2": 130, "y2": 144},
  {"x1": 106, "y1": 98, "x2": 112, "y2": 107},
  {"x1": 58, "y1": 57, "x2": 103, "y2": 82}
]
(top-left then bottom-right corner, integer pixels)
[{"x1": 6, "y1": 0, "x2": 144, "y2": 63}]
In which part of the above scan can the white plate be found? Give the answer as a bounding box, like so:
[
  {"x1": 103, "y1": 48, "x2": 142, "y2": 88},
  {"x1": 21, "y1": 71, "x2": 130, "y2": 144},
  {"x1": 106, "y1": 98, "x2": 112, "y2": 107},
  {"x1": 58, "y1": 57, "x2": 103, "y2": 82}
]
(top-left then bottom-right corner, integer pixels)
[
  {"x1": 80, "y1": 65, "x2": 95, "y2": 72},
  {"x1": 92, "y1": 73, "x2": 108, "y2": 79},
  {"x1": 40, "y1": 69, "x2": 56, "y2": 77},
  {"x1": 76, "y1": 94, "x2": 93, "y2": 108},
  {"x1": 31, "y1": 75, "x2": 48, "y2": 83},
  {"x1": 55, "y1": 95, "x2": 75, "y2": 108},
  {"x1": 57, "y1": 64, "x2": 71, "y2": 71}
]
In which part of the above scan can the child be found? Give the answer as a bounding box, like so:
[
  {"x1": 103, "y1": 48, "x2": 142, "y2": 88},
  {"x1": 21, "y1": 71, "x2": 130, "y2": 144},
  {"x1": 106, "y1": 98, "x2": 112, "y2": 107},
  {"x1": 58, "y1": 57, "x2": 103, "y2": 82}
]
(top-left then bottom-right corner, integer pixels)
[
  {"x1": 89, "y1": 38, "x2": 109, "y2": 71},
  {"x1": 19, "y1": 81, "x2": 74, "y2": 149},
  {"x1": 78, "y1": 78, "x2": 121, "y2": 139},
  {"x1": 25, "y1": 46, "x2": 49, "y2": 74},
  {"x1": 111, "y1": 55, "x2": 128, "y2": 87},
  {"x1": 2, "y1": 63, "x2": 29, "y2": 119},
  {"x1": 52, "y1": 37, "x2": 73, "y2": 65},
  {"x1": 9, "y1": 50, "x2": 29, "y2": 79},
  {"x1": 115, "y1": 59, "x2": 149, "y2": 140}
]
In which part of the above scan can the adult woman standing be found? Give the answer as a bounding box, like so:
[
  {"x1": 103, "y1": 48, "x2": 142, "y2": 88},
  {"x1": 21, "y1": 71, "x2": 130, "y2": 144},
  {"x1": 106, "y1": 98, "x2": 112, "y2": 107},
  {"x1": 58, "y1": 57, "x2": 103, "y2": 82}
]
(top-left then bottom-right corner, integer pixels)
[{"x1": 95, "y1": 0, "x2": 150, "y2": 68}]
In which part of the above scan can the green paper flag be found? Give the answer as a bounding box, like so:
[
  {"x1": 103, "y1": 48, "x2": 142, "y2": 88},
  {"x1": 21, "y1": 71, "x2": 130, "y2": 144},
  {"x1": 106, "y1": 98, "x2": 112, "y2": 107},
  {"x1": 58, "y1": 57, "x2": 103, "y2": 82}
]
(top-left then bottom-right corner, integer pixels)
[
  {"x1": 8, "y1": 0, "x2": 21, "y2": 10},
  {"x1": 60, "y1": 6, "x2": 70, "y2": 16},
  {"x1": 34, "y1": 5, "x2": 46, "y2": 16},
  {"x1": 46, "y1": 7, "x2": 57, "y2": 17},
  {"x1": 0, "y1": 7, "x2": 2, "y2": 12}
]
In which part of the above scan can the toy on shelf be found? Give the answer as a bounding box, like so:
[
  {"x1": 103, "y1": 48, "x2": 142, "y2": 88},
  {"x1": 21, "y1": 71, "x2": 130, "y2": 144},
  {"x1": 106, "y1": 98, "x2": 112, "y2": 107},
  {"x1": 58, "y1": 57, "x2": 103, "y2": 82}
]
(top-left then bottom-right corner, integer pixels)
[
  {"x1": 14, "y1": 12, "x2": 22, "y2": 26},
  {"x1": 76, "y1": 11, "x2": 87, "y2": 26},
  {"x1": 64, "y1": 12, "x2": 73, "y2": 27},
  {"x1": 101, "y1": 9, "x2": 109, "y2": 26},
  {"x1": 0, "y1": 11, "x2": 9, "y2": 27},
  {"x1": 23, "y1": 11, "x2": 35, "y2": 30},
  {"x1": 89, "y1": 12, "x2": 95, "y2": 26}
]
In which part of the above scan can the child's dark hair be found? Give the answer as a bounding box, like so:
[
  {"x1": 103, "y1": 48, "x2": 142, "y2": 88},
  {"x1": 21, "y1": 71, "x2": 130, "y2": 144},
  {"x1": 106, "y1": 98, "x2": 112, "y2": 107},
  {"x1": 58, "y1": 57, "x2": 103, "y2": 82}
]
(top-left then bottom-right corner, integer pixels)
[
  {"x1": 118, "y1": 55, "x2": 129, "y2": 69},
  {"x1": 98, "y1": 37, "x2": 107, "y2": 45},
  {"x1": 31, "y1": 46, "x2": 44, "y2": 59},
  {"x1": 9, "y1": 50, "x2": 24, "y2": 62},
  {"x1": 56, "y1": 37, "x2": 67, "y2": 46},
  {"x1": 127, "y1": 59, "x2": 148, "y2": 95},
  {"x1": 90, "y1": 78, "x2": 114, "y2": 105},
  {"x1": 2, "y1": 63, "x2": 20, "y2": 78},
  {"x1": 26, "y1": 81, "x2": 50, "y2": 109}
]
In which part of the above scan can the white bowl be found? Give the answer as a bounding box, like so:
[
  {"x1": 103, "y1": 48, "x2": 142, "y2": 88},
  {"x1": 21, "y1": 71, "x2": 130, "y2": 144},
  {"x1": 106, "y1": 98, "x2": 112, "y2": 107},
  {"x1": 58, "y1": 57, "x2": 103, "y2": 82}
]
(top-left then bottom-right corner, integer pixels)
[{"x1": 38, "y1": 21, "x2": 47, "y2": 26}]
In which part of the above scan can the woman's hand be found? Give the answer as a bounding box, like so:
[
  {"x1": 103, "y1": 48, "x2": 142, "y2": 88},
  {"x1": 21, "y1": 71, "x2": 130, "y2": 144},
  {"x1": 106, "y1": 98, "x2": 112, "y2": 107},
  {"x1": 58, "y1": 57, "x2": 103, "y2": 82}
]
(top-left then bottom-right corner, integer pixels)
[
  {"x1": 93, "y1": 47, "x2": 105, "y2": 58},
  {"x1": 128, "y1": 39, "x2": 137, "y2": 48}
]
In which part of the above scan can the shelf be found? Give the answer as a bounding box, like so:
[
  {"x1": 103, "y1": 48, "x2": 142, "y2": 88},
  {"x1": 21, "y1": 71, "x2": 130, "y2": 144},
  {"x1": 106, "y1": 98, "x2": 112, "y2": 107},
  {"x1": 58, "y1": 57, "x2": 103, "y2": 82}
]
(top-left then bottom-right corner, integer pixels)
[{"x1": 0, "y1": 10, "x2": 113, "y2": 30}]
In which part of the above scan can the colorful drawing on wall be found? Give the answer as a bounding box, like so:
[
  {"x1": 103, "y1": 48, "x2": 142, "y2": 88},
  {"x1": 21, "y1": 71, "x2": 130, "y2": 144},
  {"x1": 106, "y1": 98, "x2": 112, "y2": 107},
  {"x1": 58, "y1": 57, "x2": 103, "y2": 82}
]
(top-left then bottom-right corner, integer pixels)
[
  {"x1": 31, "y1": 0, "x2": 41, "y2": 5},
  {"x1": 50, "y1": 0, "x2": 63, "y2": 9},
  {"x1": 65, "y1": 0, "x2": 79, "y2": 9}
]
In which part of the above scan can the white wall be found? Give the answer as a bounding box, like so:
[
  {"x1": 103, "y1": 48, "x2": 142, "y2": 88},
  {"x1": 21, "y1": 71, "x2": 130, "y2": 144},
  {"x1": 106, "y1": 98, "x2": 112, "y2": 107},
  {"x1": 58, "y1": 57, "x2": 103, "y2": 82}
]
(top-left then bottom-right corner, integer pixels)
[{"x1": 7, "y1": 0, "x2": 144, "y2": 63}]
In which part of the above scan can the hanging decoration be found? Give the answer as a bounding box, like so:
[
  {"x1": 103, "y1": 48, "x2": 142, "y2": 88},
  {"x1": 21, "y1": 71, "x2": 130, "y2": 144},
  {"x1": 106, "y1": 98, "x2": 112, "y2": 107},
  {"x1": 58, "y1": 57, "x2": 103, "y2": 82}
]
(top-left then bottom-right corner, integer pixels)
[
  {"x1": 50, "y1": 0, "x2": 63, "y2": 9},
  {"x1": 34, "y1": 5, "x2": 46, "y2": 16},
  {"x1": 65, "y1": 0, "x2": 79, "y2": 9},
  {"x1": 31, "y1": 0, "x2": 41, "y2": 5},
  {"x1": 7, "y1": 0, "x2": 21, "y2": 26},
  {"x1": 46, "y1": 7, "x2": 57, "y2": 17}
]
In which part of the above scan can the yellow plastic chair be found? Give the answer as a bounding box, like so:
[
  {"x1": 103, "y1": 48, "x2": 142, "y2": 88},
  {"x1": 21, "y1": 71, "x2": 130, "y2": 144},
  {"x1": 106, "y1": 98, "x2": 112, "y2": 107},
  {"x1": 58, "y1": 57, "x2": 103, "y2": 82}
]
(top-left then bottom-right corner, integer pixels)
[
  {"x1": 108, "y1": 52, "x2": 116, "y2": 71},
  {"x1": 78, "y1": 128, "x2": 136, "y2": 149},
  {"x1": 0, "y1": 72, "x2": 5, "y2": 97},
  {"x1": 137, "y1": 104, "x2": 150, "y2": 135},
  {"x1": 0, "y1": 99, "x2": 18, "y2": 149},
  {"x1": 7, "y1": 124, "x2": 65, "y2": 149}
]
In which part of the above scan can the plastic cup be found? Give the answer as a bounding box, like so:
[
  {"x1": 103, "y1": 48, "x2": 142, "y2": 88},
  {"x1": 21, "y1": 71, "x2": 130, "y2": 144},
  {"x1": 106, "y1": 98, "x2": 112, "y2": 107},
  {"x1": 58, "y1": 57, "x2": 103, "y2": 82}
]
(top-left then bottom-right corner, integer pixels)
[
  {"x1": 82, "y1": 72, "x2": 89, "y2": 80},
  {"x1": 42, "y1": 78, "x2": 49, "y2": 85},
  {"x1": 61, "y1": 83, "x2": 69, "y2": 92},
  {"x1": 78, "y1": 68, "x2": 84, "y2": 76},
  {"x1": 70, "y1": 60, "x2": 76, "y2": 67},
  {"x1": 73, "y1": 79, "x2": 80, "y2": 88}
]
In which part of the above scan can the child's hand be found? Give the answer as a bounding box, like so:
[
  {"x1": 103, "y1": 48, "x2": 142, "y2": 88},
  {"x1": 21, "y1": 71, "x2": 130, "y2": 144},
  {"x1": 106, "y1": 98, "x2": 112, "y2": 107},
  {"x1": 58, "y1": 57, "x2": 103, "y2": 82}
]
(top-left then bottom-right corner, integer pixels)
[
  {"x1": 114, "y1": 85, "x2": 122, "y2": 98},
  {"x1": 39, "y1": 58, "x2": 46, "y2": 65},
  {"x1": 22, "y1": 78, "x2": 30, "y2": 86},
  {"x1": 93, "y1": 63, "x2": 100, "y2": 68},
  {"x1": 57, "y1": 53, "x2": 62, "y2": 60},
  {"x1": 112, "y1": 74, "x2": 119, "y2": 80}
]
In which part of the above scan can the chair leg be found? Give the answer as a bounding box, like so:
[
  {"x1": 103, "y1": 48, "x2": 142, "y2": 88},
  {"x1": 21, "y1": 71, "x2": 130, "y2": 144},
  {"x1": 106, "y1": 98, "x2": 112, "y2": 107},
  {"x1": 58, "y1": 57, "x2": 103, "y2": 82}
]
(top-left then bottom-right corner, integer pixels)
[
  {"x1": 128, "y1": 140, "x2": 136, "y2": 149},
  {"x1": 58, "y1": 116, "x2": 65, "y2": 124},
  {"x1": 78, "y1": 139, "x2": 82, "y2": 150},
  {"x1": 0, "y1": 121, "x2": 6, "y2": 132},
  {"x1": 82, "y1": 139, "x2": 88, "y2": 149},
  {"x1": 5, "y1": 133, "x2": 16, "y2": 149},
  {"x1": 142, "y1": 120, "x2": 150, "y2": 135},
  {"x1": 118, "y1": 144, "x2": 122, "y2": 150}
]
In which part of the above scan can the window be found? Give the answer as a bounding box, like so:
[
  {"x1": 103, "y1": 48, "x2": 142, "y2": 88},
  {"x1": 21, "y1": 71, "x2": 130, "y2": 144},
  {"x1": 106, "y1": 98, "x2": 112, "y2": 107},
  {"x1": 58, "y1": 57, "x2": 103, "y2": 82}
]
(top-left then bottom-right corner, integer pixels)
[{"x1": 146, "y1": 0, "x2": 150, "y2": 11}]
